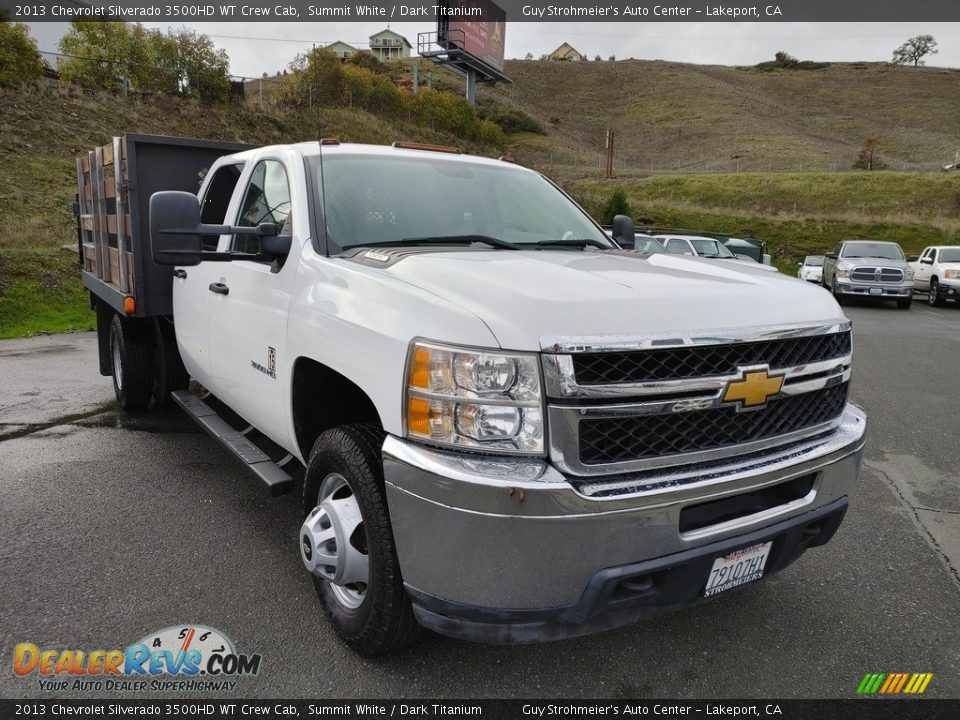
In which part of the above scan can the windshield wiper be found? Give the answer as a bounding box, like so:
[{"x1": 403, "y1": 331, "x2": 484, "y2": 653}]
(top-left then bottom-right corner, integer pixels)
[
  {"x1": 528, "y1": 238, "x2": 610, "y2": 249},
  {"x1": 341, "y1": 235, "x2": 521, "y2": 252}
]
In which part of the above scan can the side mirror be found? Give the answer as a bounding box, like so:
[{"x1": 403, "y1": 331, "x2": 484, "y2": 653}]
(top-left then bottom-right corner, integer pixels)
[
  {"x1": 825, "y1": 253, "x2": 837, "y2": 260},
  {"x1": 611, "y1": 214, "x2": 635, "y2": 248},
  {"x1": 150, "y1": 191, "x2": 202, "y2": 266},
  {"x1": 919, "y1": 257, "x2": 933, "y2": 265},
  {"x1": 797, "y1": 261, "x2": 803, "y2": 267},
  {"x1": 261, "y1": 235, "x2": 292, "y2": 256}
]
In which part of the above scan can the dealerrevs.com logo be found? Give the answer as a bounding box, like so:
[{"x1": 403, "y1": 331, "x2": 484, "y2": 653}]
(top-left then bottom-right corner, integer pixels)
[{"x1": 13, "y1": 625, "x2": 261, "y2": 693}]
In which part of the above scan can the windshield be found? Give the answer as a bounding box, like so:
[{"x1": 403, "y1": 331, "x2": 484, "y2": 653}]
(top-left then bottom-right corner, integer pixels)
[
  {"x1": 310, "y1": 154, "x2": 613, "y2": 253},
  {"x1": 842, "y1": 242, "x2": 904, "y2": 260},
  {"x1": 804, "y1": 256, "x2": 824, "y2": 266},
  {"x1": 689, "y1": 238, "x2": 735, "y2": 257},
  {"x1": 939, "y1": 248, "x2": 960, "y2": 263},
  {"x1": 635, "y1": 238, "x2": 665, "y2": 253}
]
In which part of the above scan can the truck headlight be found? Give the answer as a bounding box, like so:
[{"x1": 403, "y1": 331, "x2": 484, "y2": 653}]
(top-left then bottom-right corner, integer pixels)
[
  {"x1": 835, "y1": 263, "x2": 851, "y2": 278},
  {"x1": 405, "y1": 341, "x2": 544, "y2": 454},
  {"x1": 944, "y1": 269, "x2": 960, "y2": 280},
  {"x1": 905, "y1": 268, "x2": 915, "y2": 280}
]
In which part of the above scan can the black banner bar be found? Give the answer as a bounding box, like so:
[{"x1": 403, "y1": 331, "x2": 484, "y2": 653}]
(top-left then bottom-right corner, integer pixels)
[
  {"x1": 1, "y1": 700, "x2": 959, "y2": 720},
  {"x1": 5, "y1": 0, "x2": 960, "y2": 23}
]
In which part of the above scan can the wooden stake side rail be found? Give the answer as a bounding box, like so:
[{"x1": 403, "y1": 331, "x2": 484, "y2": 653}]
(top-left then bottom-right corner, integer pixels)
[{"x1": 76, "y1": 138, "x2": 134, "y2": 295}]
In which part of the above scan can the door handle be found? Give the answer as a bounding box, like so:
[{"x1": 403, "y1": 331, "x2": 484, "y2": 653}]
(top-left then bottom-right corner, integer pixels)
[
  {"x1": 209, "y1": 282, "x2": 229, "y2": 295},
  {"x1": 173, "y1": 269, "x2": 187, "y2": 279}
]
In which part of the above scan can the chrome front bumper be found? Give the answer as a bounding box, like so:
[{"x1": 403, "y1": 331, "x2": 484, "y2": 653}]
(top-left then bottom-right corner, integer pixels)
[{"x1": 382, "y1": 403, "x2": 866, "y2": 640}]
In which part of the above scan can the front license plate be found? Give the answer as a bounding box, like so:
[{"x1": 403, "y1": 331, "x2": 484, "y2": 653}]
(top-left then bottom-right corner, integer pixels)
[
  {"x1": 704, "y1": 542, "x2": 772, "y2": 597},
  {"x1": 869, "y1": 287, "x2": 883, "y2": 295}
]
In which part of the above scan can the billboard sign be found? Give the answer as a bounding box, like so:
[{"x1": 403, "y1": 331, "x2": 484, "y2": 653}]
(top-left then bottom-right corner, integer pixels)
[{"x1": 441, "y1": 0, "x2": 507, "y2": 72}]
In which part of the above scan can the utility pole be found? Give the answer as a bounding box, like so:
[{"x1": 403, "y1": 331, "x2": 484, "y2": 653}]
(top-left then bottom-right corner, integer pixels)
[{"x1": 605, "y1": 129, "x2": 615, "y2": 178}]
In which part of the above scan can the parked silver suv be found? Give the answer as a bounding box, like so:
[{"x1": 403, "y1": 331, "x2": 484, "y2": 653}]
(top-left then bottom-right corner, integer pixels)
[{"x1": 822, "y1": 240, "x2": 914, "y2": 309}]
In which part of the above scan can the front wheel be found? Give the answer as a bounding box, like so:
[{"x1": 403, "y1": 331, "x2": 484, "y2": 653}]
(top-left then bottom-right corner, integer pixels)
[
  {"x1": 300, "y1": 425, "x2": 420, "y2": 656},
  {"x1": 929, "y1": 279, "x2": 944, "y2": 307},
  {"x1": 831, "y1": 279, "x2": 845, "y2": 306},
  {"x1": 897, "y1": 297, "x2": 912, "y2": 310}
]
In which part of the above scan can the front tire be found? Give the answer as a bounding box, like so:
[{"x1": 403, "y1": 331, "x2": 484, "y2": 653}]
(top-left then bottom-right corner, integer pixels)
[
  {"x1": 109, "y1": 315, "x2": 153, "y2": 410},
  {"x1": 301, "y1": 424, "x2": 420, "y2": 656},
  {"x1": 897, "y1": 297, "x2": 912, "y2": 310},
  {"x1": 831, "y1": 278, "x2": 845, "y2": 305},
  {"x1": 929, "y1": 279, "x2": 944, "y2": 307}
]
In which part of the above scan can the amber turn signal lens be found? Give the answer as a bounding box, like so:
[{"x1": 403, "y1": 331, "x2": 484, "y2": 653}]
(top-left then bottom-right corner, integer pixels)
[
  {"x1": 407, "y1": 396, "x2": 431, "y2": 435},
  {"x1": 409, "y1": 347, "x2": 431, "y2": 389},
  {"x1": 123, "y1": 296, "x2": 136, "y2": 316}
]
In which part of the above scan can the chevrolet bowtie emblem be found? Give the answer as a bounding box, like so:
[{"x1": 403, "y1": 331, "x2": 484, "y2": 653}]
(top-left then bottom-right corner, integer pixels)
[{"x1": 722, "y1": 367, "x2": 785, "y2": 410}]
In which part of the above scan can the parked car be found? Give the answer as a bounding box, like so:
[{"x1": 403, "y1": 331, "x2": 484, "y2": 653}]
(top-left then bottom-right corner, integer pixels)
[
  {"x1": 909, "y1": 246, "x2": 960, "y2": 306},
  {"x1": 601, "y1": 229, "x2": 666, "y2": 253},
  {"x1": 657, "y1": 234, "x2": 779, "y2": 272},
  {"x1": 822, "y1": 240, "x2": 914, "y2": 309},
  {"x1": 77, "y1": 135, "x2": 866, "y2": 655},
  {"x1": 798, "y1": 255, "x2": 824, "y2": 283}
]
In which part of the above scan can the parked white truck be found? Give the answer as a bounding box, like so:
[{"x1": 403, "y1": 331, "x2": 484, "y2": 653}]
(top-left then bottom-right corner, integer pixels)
[
  {"x1": 909, "y1": 246, "x2": 960, "y2": 306},
  {"x1": 77, "y1": 136, "x2": 866, "y2": 655}
]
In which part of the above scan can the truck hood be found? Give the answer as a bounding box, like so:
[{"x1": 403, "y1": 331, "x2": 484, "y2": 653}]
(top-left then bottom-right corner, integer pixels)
[
  {"x1": 845, "y1": 256, "x2": 910, "y2": 269},
  {"x1": 382, "y1": 250, "x2": 845, "y2": 351}
]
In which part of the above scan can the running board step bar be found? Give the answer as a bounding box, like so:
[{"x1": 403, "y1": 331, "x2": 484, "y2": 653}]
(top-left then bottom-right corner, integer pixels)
[{"x1": 171, "y1": 390, "x2": 293, "y2": 496}]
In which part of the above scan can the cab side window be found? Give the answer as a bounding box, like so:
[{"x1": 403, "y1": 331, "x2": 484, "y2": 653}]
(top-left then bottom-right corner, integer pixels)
[
  {"x1": 200, "y1": 163, "x2": 244, "y2": 251},
  {"x1": 233, "y1": 160, "x2": 291, "y2": 255},
  {"x1": 666, "y1": 239, "x2": 691, "y2": 255}
]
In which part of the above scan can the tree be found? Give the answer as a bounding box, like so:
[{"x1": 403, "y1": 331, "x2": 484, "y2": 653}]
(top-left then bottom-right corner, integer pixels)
[
  {"x1": 594, "y1": 54, "x2": 602, "y2": 61},
  {"x1": 524, "y1": 52, "x2": 533, "y2": 60},
  {"x1": 608, "y1": 55, "x2": 616, "y2": 62},
  {"x1": 892, "y1": 35, "x2": 938, "y2": 66},
  {"x1": 0, "y1": 21, "x2": 44, "y2": 86},
  {"x1": 853, "y1": 138, "x2": 886, "y2": 171},
  {"x1": 172, "y1": 29, "x2": 230, "y2": 102},
  {"x1": 58, "y1": 21, "x2": 132, "y2": 90},
  {"x1": 774, "y1": 51, "x2": 799, "y2": 68},
  {"x1": 600, "y1": 188, "x2": 631, "y2": 225}
]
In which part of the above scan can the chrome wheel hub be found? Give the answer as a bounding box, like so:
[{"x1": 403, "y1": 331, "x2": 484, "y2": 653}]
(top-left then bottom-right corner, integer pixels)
[
  {"x1": 112, "y1": 337, "x2": 123, "y2": 390},
  {"x1": 300, "y1": 473, "x2": 368, "y2": 609}
]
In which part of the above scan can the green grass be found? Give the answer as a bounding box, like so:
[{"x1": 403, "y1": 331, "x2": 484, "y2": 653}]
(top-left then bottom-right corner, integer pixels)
[{"x1": 0, "y1": 248, "x2": 94, "y2": 339}]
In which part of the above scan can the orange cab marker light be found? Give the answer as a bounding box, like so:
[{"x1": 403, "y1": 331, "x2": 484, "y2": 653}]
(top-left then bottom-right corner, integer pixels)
[
  {"x1": 123, "y1": 296, "x2": 136, "y2": 316},
  {"x1": 319, "y1": 138, "x2": 340, "y2": 145},
  {"x1": 498, "y1": 155, "x2": 516, "y2": 163},
  {"x1": 392, "y1": 141, "x2": 461, "y2": 154},
  {"x1": 409, "y1": 347, "x2": 431, "y2": 389}
]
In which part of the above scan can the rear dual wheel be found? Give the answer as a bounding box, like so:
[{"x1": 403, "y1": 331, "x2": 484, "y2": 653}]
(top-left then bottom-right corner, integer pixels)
[{"x1": 109, "y1": 315, "x2": 189, "y2": 410}]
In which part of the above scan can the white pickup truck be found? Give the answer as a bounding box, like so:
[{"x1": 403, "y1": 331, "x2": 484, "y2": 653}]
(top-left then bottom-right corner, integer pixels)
[
  {"x1": 78, "y1": 136, "x2": 866, "y2": 655},
  {"x1": 909, "y1": 246, "x2": 960, "y2": 306}
]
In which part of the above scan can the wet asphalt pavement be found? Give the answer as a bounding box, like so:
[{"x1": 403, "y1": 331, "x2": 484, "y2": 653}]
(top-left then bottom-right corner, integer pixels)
[{"x1": 1, "y1": 298, "x2": 958, "y2": 700}]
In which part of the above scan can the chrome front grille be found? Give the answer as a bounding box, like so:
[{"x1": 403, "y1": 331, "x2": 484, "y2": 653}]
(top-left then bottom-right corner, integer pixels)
[
  {"x1": 542, "y1": 322, "x2": 853, "y2": 478},
  {"x1": 851, "y1": 267, "x2": 904, "y2": 283},
  {"x1": 579, "y1": 383, "x2": 848, "y2": 465},
  {"x1": 572, "y1": 331, "x2": 850, "y2": 385}
]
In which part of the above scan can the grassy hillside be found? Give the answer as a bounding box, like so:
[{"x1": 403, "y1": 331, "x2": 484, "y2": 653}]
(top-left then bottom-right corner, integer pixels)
[{"x1": 484, "y1": 60, "x2": 960, "y2": 173}]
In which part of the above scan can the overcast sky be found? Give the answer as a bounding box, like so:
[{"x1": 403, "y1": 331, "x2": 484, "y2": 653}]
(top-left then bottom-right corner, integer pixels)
[{"x1": 27, "y1": 21, "x2": 960, "y2": 78}]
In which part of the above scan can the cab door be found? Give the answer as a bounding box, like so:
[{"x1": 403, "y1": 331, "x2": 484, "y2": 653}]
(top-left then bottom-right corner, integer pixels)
[
  {"x1": 206, "y1": 158, "x2": 297, "y2": 447},
  {"x1": 915, "y1": 248, "x2": 934, "y2": 289},
  {"x1": 172, "y1": 161, "x2": 244, "y2": 384}
]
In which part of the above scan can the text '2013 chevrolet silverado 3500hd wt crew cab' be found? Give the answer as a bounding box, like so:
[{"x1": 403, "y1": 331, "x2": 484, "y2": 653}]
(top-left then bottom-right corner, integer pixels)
[{"x1": 77, "y1": 135, "x2": 866, "y2": 655}]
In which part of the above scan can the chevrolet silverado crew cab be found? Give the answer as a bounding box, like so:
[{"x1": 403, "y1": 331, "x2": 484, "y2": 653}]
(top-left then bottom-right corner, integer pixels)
[
  {"x1": 822, "y1": 239, "x2": 914, "y2": 308},
  {"x1": 909, "y1": 246, "x2": 960, "y2": 306},
  {"x1": 76, "y1": 135, "x2": 866, "y2": 655}
]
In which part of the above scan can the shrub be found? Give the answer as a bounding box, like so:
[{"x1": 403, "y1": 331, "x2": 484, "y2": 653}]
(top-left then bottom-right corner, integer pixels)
[
  {"x1": 600, "y1": 188, "x2": 631, "y2": 225},
  {"x1": 0, "y1": 22, "x2": 44, "y2": 87},
  {"x1": 477, "y1": 98, "x2": 545, "y2": 134}
]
